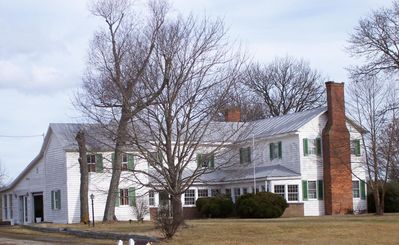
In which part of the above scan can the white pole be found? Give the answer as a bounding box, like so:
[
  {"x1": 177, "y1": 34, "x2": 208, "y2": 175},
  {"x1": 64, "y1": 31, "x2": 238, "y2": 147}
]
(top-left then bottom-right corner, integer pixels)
[{"x1": 253, "y1": 134, "x2": 256, "y2": 194}]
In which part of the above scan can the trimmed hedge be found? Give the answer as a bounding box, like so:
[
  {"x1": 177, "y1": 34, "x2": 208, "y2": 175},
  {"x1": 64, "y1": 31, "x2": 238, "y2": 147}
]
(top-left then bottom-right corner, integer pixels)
[
  {"x1": 235, "y1": 192, "x2": 288, "y2": 218},
  {"x1": 196, "y1": 196, "x2": 234, "y2": 218},
  {"x1": 368, "y1": 181, "x2": 399, "y2": 213}
]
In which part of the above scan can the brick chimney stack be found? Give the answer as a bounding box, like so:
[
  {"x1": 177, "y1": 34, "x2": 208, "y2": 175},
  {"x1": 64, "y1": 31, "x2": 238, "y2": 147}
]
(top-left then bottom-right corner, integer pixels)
[
  {"x1": 224, "y1": 108, "x2": 241, "y2": 122},
  {"x1": 322, "y1": 82, "x2": 353, "y2": 215}
]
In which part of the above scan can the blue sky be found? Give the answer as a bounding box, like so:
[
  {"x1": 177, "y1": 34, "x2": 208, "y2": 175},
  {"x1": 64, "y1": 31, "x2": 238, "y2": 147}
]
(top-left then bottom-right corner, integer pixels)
[{"x1": 0, "y1": 0, "x2": 392, "y2": 182}]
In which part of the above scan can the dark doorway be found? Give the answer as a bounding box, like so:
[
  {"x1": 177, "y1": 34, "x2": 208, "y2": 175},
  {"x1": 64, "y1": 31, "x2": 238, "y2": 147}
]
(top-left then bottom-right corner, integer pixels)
[{"x1": 33, "y1": 193, "x2": 43, "y2": 223}]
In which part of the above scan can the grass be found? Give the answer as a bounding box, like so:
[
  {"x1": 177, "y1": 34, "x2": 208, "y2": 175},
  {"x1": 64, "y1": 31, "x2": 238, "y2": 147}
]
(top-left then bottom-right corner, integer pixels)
[{"x1": 13, "y1": 214, "x2": 399, "y2": 244}]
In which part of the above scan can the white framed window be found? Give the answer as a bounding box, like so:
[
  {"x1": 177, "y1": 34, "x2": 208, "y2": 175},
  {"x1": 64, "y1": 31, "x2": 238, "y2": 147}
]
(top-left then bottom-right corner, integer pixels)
[
  {"x1": 198, "y1": 189, "x2": 209, "y2": 198},
  {"x1": 242, "y1": 188, "x2": 248, "y2": 195},
  {"x1": 287, "y1": 185, "x2": 299, "y2": 201},
  {"x1": 352, "y1": 181, "x2": 360, "y2": 198},
  {"x1": 239, "y1": 147, "x2": 251, "y2": 164},
  {"x1": 308, "y1": 181, "x2": 317, "y2": 199},
  {"x1": 303, "y1": 138, "x2": 321, "y2": 156},
  {"x1": 87, "y1": 154, "x2": 96, "y2": 172},
  {"x1": 120, "y1": 189, "x2": 129, "y2": 206},
  {"x1": 51, "y1": 190, "x2": 61, "y2": 210},
  {"x1": 184, "y1": 189, "x2": 195, "y2": 205},
  {"x1": 274, "y1": 185, "x2": 285, "y2": 198},
  {"x1": 197, "y1": 153, "x2": 215, "y2": 169},
  {"x1": 233, "y1": 188, "x2": 241, "y2": 202},
  {"x1": 225, "y1": 188, "x2": 231, "y2": 198},
  {"x1": 211, "y1": 189, "x2": 220, "y2": 197},
  {"x1": 270, "y1": 142, "x2": 282, "y2": 160},
  {"x1": 122, "y1": 153, "x2": 128, "y2": 171},
  {"x1": 148, "y1": 191, "x2": 155, "y2": 206}
]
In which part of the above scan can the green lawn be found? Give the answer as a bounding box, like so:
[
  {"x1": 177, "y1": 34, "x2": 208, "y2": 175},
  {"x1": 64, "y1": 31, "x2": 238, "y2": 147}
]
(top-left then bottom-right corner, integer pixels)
[{"x1": 25, "y1": 214, "x2": 399, "y2": 244}]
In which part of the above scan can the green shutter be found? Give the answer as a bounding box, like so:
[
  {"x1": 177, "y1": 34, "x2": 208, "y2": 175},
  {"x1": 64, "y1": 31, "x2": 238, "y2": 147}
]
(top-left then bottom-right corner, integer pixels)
[
  {"x1": 210, "y1": 154, "x2": 215, "y2": 169},
  {"x1": 247, "y1": 147, "x2": 251, "y2": 163},
  {"x1": 317, "y1": 180, "x2": 324, "y2": 200},
  {"x1": 302, "y1": 180, "x2": 308, "y2": 201},
  {"x1": 278, "y1": 142, "x2": 282, "y2": 159},
  {"x1": 303, "y1": 138, "x2": 308, "y2": 156},
  {"x1": 111, "y1": 153, "x2": 115, "y2": 163},
  {"x1": 128, "y1": 154, "x2": 134, "y2": 171},
  {"x1": 360, "y1": 180, "x2": 366, "y2": 200},
  {"x1": 355, "y1": 140, "x2": 361, "y2": 156},
  {"x1": 115, "y1": 190, "x2": 120, "y2": 207},
  {"x1": 269, "y1": 143, "x2": 273, "y2": 160},
  {"x1": 95, "y1": 154, "x2": 103, "y2": 173},
  {"x1": 240, "y1": 148, "x2": 244, "y2": 164},
  {"x1": 316, "y1": 138, "x2": 322, "y2": 156},
  {"x1": 51, "y1": 191, "x2": 54, "y2": 210},
  {"x1": 129, "y1": 187, "x2": 136, "y2": 206},
  {"x1": 57, "y1": 190, "x2": 61, "y2": 209},
  {"x1": 197, "y1": 154, "x2": 202, "y2": 167}
]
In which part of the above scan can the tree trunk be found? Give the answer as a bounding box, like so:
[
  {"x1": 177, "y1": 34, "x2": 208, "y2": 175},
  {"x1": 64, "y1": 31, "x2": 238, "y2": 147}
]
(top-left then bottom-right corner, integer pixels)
[
  {"x1": 373, "y1": 187, "x2": 384, "y2": 215},
  {"x1": 76, "y1": 130, "x2": 89, "y2": 224},
  {"x1": 103, "y1": 107, "x2": 130, "y2": 222}
]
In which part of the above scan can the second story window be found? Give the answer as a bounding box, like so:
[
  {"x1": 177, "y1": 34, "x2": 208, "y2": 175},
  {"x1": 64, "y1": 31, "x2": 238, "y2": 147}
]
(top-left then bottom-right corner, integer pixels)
[
  {"x1": 197, "y1": 153, "x2": 215, "y2": 169},
  {"x1": 87, "y1": 154, "x2": 96, "y2": 172},
  {"x1": 303, "y1": 138, "x2": 321, "y2": 156},
  {"x1": 270, "y1": 142, "x2": 282, "y2": 160},
  {"x1": 239, "y1": 147, "x2": 251, "y2": 164},
  {"x1": 351, "y1": 139, "x2": 361, "y2": 156},
  {"x1": 122, "y1": 153, "x2": 128, "y2": 171},
  {"x1": 148, "y1": 151, "x2": 163, "y2": 166}
]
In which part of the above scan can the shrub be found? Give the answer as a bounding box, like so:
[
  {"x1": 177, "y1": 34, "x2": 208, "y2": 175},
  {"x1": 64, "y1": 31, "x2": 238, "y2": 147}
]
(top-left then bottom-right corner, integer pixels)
[
  {"x1": 368, "y1": 181, "x2": 399, "y2": 213},
  {"x1": 235, "y1": 192, "x2": 288, "y2": 218},
  {"x1": 196, "y1": 196, "x2": 234, "y2": 218}
]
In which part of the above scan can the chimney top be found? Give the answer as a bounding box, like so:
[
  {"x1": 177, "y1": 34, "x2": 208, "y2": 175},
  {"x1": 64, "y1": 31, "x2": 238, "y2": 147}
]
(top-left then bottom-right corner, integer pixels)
[{"x1": 224, "y1": 107, "x2": 241, "y2": 122}]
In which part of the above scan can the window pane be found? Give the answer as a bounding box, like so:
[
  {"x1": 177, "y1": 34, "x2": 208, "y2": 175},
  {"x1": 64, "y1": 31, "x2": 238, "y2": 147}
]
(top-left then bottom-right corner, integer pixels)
[
  {"x1": 274, "y1": 185, "x2": 285, "y2": 199},
  {"x1": 149, "y1": 191, "x2": 155, "y2": 206},
  {"x1": 184, "y1": 189, "x2": 195, "y2": 205},
  {"x1": 287, "y1": 185, "x2": 298, "y2": 201},
  {"x1": 198, "y1": 189, "x2": 208, "y2": 198},
  {"x1": 308, "y1": 181, "x2": 317, "y2": 199},
  {"x1": 352, "y1": 181, "x2": 360, "y2": 198}
]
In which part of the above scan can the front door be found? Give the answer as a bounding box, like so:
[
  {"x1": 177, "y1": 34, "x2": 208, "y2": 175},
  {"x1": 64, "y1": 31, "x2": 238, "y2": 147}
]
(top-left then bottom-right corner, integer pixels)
[{"x1": 33, "y1": 193, "x2": 44, "y2": 223}]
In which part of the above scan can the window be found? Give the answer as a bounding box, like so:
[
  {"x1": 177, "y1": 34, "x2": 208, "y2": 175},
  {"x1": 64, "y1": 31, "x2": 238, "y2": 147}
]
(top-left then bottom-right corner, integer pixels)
[
  {"x1": 120, "y1": 189, "x2": 129, "y2": 206},
  {"x1": 308, "y1": 181, "x2": 317, "y2": 199},
  {"x1": 149, "y1": 191, "x2": 155, "y2": 206},
  {"x1": 261, "y1": 185, "x2": 266, "y2": 192},
  {"x1": 3, "y1": 194, "x2": 7, "y2": 219},
  {"x1": 198, "y1": 189, "x2": 209, "y2": 198},
  {"x1": 351, "y1": 140, "x2": 361, "y2": 156},
  {"x1": 122, "y1": 153, "x2": 128, "y2": 171},
  {"x1": 197, "y1": 153, "x2": 215, "y2": 169},
  {"x1": 270, "y1": 142, "x2": 282, "y2": 160},
  {"x1": 225, "y1": 188, "x2": 231, "y2": 198},
  {"x1": 242, "y1": 188, "x2": 248, "y2": 195},
  {"x1": 239, "y1": 147, "x2": 251, "y2": 164},
  {"x1": 233, "y1": 188, "x2": 241, "y2": 202},
  {"x1": 148, "y1": 151, "x2": 162, "y2": 166},
  {"x1": 51, "y1": 190, "x2": 61, "y2": 210},
  {"x1": 211, "y1": 189, "x2": 220, "y2": 197},
  {"x1": 303, "y1": 138, "x2": 321, "y2": 156},
  {"x1": 87, "y1": 154, "x2": 96, "y2": 172},
  {"x1": 184, "y1": 189, "x2": 195, "y2": 205},
  {"x1": 274, "y1": 185, "x2": 285, "y2": 198},
  {"x1": 287, "y1": 185, "x2": 299, "y2": 201},
  {"x1": 352, "y1": 181, "x2": 360, "y2": 198}
]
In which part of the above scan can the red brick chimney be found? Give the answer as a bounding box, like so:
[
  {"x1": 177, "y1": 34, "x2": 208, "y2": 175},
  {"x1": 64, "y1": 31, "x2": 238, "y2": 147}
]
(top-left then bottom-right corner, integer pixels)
[
  {"x1": 322, "y1": 82, "x2": 353, "y2": 215},
  {"x1": 224, "y1": 108, "x2": 241, "y2": 122}
]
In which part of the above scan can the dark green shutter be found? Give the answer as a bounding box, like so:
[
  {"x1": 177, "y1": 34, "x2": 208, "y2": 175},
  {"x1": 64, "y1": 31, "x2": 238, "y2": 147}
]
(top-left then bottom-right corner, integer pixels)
[
  {"x1": 95, "y1": 154, "x2": 103, "y2": 173},
  {"x1": 317, "y1": 180, "x2": 323, "y2": 200},
  {"x1": 302, "y1": 180, "x2": 308, "y2": 201},
  {"x1": 278, "y1": 142, "x2": 282, "y2": 159},
  {"x1": 51, "y1": 191, "x2": 54, "y2": 210},
  {"x1": 303, "y1": 138, "x2": 308, "y2": 156},
  {"x1": 111, "y1": 153, "x2": 115, "y2": 163},
  {"x1": 57, "y1": 190, "x2": 61, "y2": 209},
  {"x1": 210, "y1": 154, "x2": 215, "y2": 169},
  {"x1": 115, "y1": 190, "x2": 120, "y2": 207},
  {"x1": 355, "y1": 140, "x2": 361, "y2": 156},
  {"x1": 128, "y1": 154, "x2": 134, "y2": 171},
  {"x1": 269, "y1": 143, "x2": 273, "y2": 160},
  {"x1": 316, "y1": 138, "x2": 322, "y2": 156},
  {"x1": 360, "y1": 180, "x2": 366, "y2": 200},
  {"x1": 129, "y1": 187, "x2": 136, "y2": 206},
  {"x1": 240, "y1": 148, "x2": 244, "y2": 164},
  {"x1": 247, "y1": 147, "x2": 251, "y2": 163},
  {"x1": 197, "y1": 154, "x2": 202, "y2": 167}
]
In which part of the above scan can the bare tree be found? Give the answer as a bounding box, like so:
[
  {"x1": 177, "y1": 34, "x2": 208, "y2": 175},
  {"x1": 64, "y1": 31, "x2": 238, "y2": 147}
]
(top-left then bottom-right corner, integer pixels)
[
  {"x1": 75, "y1": 130, "x2": 90, "y2": 224},
  {"x1": 127, "y1": 14, "x2": 245, "y2": 238},
  {"x1": 131, "y1": 196, "x2": 149, "y2": 222},
  {"x1": 347, "y1": 1, "x2": 399, "y2": 80},
  {"x1": 348, "y1": 76, "x2": 399, "y2": 215},
  {"x1": 243, "y1": 56, "x2": 325, "y2": 117},
  {"x1": 0, "y1": 160, "x2": 7, "y2": 188},
  {"x1": 76, "y1": 0, "x2": 168, "y2": 222}
]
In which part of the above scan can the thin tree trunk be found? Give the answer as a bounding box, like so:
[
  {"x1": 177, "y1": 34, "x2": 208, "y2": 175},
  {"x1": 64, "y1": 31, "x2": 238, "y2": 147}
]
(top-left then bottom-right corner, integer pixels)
[
  {"x1": 76, "y1": 130, "x2": 89, "y2": 224},
  {"x1": 103, "y1": 107, "x2": 130, "y2": 222}
]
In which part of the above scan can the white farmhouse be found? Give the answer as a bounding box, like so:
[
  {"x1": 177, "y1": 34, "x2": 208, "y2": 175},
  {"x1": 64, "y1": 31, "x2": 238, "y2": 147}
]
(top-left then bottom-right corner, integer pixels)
[{"x1": 0, "y1": 82, "x2": 367, "y2": 224}]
